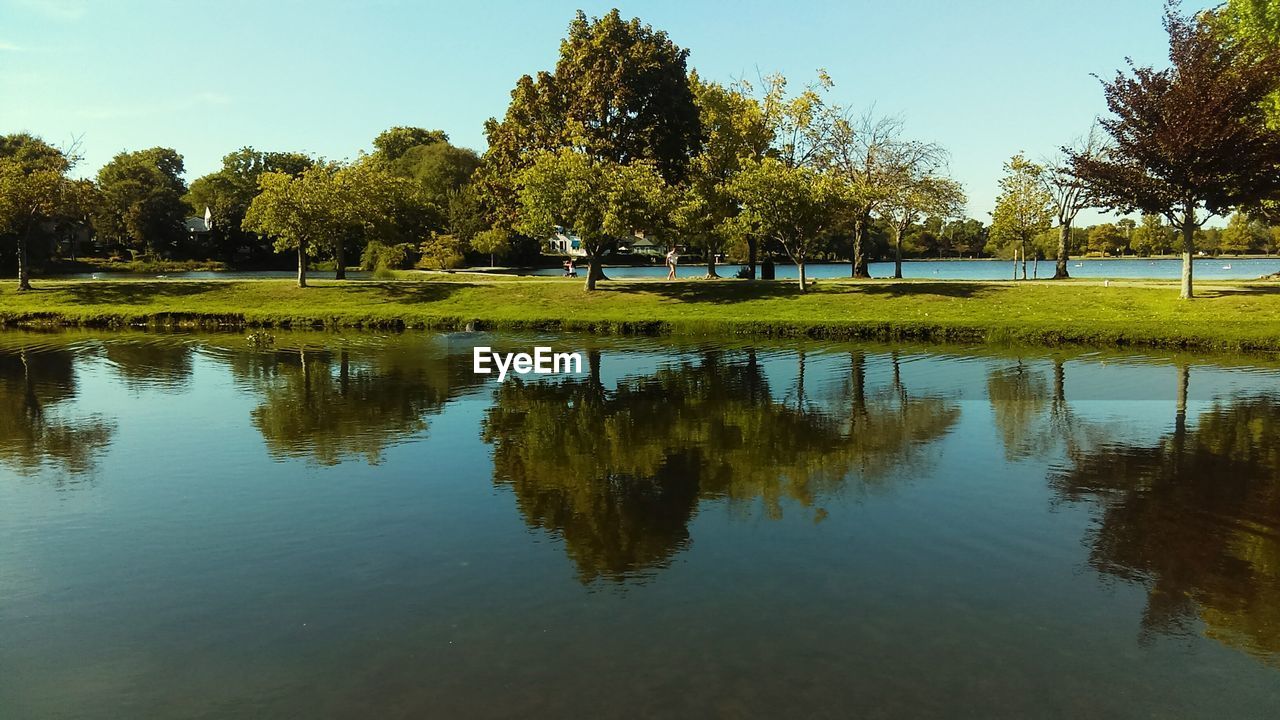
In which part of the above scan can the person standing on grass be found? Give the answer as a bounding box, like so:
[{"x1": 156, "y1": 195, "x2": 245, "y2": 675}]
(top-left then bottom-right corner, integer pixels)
[{"x1": 666, "y1": 246, "x2": 679, "y2": 280}]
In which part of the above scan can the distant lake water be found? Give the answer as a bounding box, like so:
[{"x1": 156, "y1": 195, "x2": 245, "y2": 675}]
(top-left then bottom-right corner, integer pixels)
[
  {"x1": 516, "y1": 257, "x2": 1280, "y2": 281},
  {"x1": 2, "y1": 330, "x2": 1279, "y2": 718}
]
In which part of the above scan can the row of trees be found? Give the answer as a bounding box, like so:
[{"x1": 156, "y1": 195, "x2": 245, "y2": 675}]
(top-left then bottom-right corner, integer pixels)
[
  {"x1": 477, "y1": 11, "x2": 969, "y2": 291},
  {"x1": 0, "y1": 127, "x2": 498, "y2": 284},
  {"x1": 5, "y1": 2, "x2": 1278, "y2": 298}
]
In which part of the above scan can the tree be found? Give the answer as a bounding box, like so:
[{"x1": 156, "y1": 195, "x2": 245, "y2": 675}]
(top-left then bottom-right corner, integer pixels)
[
  {"x1": 730, "y1": 158, "x2": 850, "y2": 292},
  {"x1": 1220, "y1": 211, "x2": 1270, "y2": 254},
  {"x1": 1131, "y1": 213, "x2": 1176, "y2": 256},
  {"x1": 1044, "y1": 128, "x2": 1101, "y2": 278},
  {"x1": 1069, "y1": 4, "x2": 1280, "y2": 298},
  {"x1": 481, "y1": 8, "x2": 702, "y2": 231},
  {"x1": 470, "y1": 227, "x2": 510, "y2": 268},
  {"x1": 826, "y1": 112, "x2": 930, "y2": 278},
  {"x1": 515, "y1": 149, "x2": 671, "y2": 290},
  {"x1": 93, "y1": 147, "x2": 188, "y2": 258},
  {"x1": 943, "y1": 218, "x2": 988, "y2": 257},
  {"x1": 0, "y1": 135, "x2": 73, "y2": 290},
  {"x1": 989, "y1": 153, "x2": 1053, "y2": 279},
  {"x1": 388, "y1": 141, "x2": 479, "y2": 202},
  {"x1": 371, "y1": 126, "x2": 448, "y2": 163},
  {"x1": 184, "y1": 147, "x2": 313, "y2": 262},
  {"x1": 882, "y1": 163, "x2": 965, "y2": 279},
  {"x1": 1087, "y1": 223, "x2": 1127, "y2": 256},
  {"x1": 674, "y1": 75, "x2": 772, "y2": 279},
  {"x1": 243, "y1": 163, "x2": 350, "y2": 287}
]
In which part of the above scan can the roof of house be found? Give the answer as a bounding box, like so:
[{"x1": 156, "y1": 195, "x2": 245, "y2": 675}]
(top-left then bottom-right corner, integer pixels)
[{"x1": 185, "y1": 217, "x2": 210, "y2": 233}]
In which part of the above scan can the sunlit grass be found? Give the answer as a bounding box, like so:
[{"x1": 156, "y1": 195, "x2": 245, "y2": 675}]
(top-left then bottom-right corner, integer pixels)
[{"x1": 2, "y1": 276, "x2": 1279, "y2": 352}]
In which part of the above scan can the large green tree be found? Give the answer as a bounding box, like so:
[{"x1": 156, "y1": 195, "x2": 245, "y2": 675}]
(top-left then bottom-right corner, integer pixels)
[
  {"x1": 1069, "y1": 5, "x2": 1280, "y2": 298},
  {"x1": 243, "y1": 163, "x2": 347, "y2": 287},
  {"x1": 0, "y1": 134, "x2": 75, "y2": 290},
  {"x1": 730, "y1": 158, "x2": 851, "y2": 292},
  {"x1": 515, "y1": 149, "x2": 671, "y2": 290},
  {"x1": 482, "y1": 9, "x2": 701, "y2": 233},
  {"x1": 93, "y1": 147, "x2": 188, "y2": 258}
]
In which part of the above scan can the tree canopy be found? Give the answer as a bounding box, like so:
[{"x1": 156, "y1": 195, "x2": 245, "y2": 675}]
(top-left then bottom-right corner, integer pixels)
[{"x1": 1069, "y1": 4, "x2": 1280, "y2": 297}]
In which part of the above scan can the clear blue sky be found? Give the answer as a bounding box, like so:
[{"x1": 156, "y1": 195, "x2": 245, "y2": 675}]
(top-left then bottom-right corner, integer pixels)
[{"x1": 1, "y1": 0, "x2": 1215, "y2": 223}]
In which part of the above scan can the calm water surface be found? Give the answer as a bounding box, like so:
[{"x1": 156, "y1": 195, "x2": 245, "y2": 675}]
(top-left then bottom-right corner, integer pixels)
[{"x1": 1, "y1": 330, "x2": 1278, "y2": 718}]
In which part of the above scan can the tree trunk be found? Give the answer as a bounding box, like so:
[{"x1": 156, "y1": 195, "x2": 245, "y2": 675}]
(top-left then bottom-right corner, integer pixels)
[
  {"x1": 17, "y1": 222, "x2": 33, "y2": 291},
  {"x1": 297, "y1": 243, "x2": 308, "y2": 288},
  {"x1": 893, "y1": 229, "x2": 903, "y2": 279},
  {"x1": 335, "y1": 239, "x2": 346, "y2": 280},
  {"x1": 797, "y1": 260, "x2": 807, "y2": 292},
  {"x1": 585, "y1": 254, "x2": 604, "y2": 291},
  {"x1": 1012, "y1": 249, "x2": 1018, "y2": 280},
  {"x1": 1054, "y1": 222, "x2": 1071, "y2": 279},
  {"x1": 746, "y1": 237, "x2": 758, "y2": 279},
  {"x1": 1179, "y1": 212, "x2": 1196, "y2": 300},
  {"x1": 706, "y1": 251, "x2": 719, "y2": 279},
  {"x1": 1020, "y1": 240, "x2": 1028, "y2": 280},
  {"x1": 851, "y1": 216, "x2": 871, "y2": 278}
]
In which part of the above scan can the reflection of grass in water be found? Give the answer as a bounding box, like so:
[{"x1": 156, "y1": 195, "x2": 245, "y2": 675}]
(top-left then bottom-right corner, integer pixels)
[{"x1": 2, "y1": 277, "x2": 1280, "y2": 351}]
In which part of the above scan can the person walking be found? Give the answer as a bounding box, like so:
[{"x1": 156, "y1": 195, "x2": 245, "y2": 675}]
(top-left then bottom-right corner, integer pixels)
[{"x1": 665, "y1": 246, "x2": 679, "y2": 280}]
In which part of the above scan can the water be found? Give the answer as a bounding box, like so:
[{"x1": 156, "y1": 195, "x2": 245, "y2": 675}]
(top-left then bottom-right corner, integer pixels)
[
  {"x1": 514, "y1": 257, "x2": 1280, "y2": 281},
  {"x1": 1, "y1": 330, "x2": 1278, "y2": 718}
]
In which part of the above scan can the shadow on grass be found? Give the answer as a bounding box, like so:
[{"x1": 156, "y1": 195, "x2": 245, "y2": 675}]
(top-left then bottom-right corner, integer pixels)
[
  {"x1": 628, "y1": 279, "x2": 998, "y2": 303},
  {"x1": 49, "y1": 281, "x2": 229, "y2": 305},
  {"x1": 620, "y1": 280, "x2": 809, "y2": 304},
  {"x1": 849, "y1": 282, "x2": 998, "y2": 299},
  {"x1": 1198, "y1": 284, "x2": 1280, "y2": 299},
  {"x1": 342, "y1": 281, "x2": 467, "y2": 304}
]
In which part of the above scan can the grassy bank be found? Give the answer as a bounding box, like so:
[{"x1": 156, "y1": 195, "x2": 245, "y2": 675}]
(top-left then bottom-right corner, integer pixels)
[{"x1": 2, "y1": 277, "x2": 1279, "y2": 352}]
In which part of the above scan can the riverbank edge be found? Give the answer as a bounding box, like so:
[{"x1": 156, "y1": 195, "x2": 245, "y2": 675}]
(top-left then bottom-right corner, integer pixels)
[{"x1": 4, "y1": 289, "x2": 1279, "y2": 353}]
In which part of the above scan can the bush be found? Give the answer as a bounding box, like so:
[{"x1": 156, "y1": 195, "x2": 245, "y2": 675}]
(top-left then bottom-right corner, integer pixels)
[{"x1": 417, "y1": 233, "x2": 466, "y2": 269}]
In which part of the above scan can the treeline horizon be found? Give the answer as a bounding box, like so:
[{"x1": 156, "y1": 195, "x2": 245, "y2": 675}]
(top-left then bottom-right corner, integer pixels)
[{"x1": 3, "y1": 1, "x2": 1278, "y2": 296}]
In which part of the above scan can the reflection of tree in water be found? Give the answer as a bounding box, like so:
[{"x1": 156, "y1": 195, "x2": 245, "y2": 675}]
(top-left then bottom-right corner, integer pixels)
[
  {"x1": 481, "y1": 350, "x2": 959, "y2": 583},
  {"x1": 987, "y1": 358, "x2": 1103, "y2": 462},
  {"x1": 103, "y1": 340, "x2": 194, "y2": 390},
  {"x1": 0, "y1": 347, "x2": 115, "y2": 478},
  {"x1": 235, "y1": 343, "x2": 481, "y2": 466},
  {"x1": 1053, "y1": 382, "x2": 1280, "y2": 666}
]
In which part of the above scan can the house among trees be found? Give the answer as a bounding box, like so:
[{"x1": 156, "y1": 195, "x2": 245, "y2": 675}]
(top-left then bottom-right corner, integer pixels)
[
  {"x1": 185, "y1": 210, "x2": 212, "y2": 249},
  {"x1": 621, "y1": 232, "x2": 663, "y2": 258},
  {"x1": 547, "y1": 226, "x2": 585, "y2": 256}
]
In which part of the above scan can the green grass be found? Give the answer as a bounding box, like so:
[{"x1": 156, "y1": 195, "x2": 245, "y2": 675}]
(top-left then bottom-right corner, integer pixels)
[{"x1": 2, "y1": 276, "x2": 1280, "y2": 352}]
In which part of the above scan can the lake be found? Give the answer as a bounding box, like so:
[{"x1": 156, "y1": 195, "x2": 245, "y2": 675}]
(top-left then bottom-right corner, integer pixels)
[
  {"x1": 515, "y1": 257, "x2": 1280, "y2": 281},
  {"x1": 1, "y1": 330, "x2": 1278, "y2": 718}
]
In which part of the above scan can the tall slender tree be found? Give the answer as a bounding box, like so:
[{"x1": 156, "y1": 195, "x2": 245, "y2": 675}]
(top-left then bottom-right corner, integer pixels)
[
  {"x1": 1044, "y1": 128, "x2": 1100, "y2": 279},
  {"x1": 990, "y1": 154, "x2": 1053, "y2": 280}
]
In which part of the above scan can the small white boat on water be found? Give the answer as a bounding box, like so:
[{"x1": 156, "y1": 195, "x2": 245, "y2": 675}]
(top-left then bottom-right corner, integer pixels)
[{"x1": 1222, "y1": 264, "x2": 1232, "y2": 270}]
